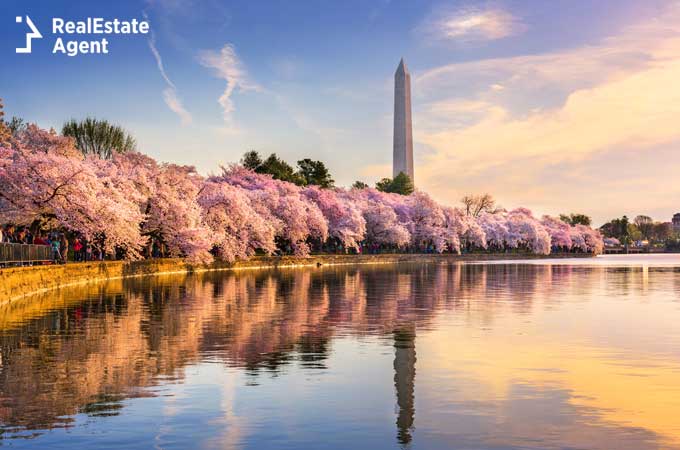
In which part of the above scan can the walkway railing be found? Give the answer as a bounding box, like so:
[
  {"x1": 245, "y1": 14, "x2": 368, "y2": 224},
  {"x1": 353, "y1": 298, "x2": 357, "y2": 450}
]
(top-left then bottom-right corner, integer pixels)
[{"x1": 0, "y1": 243, "x2": 53, "y2": 266}]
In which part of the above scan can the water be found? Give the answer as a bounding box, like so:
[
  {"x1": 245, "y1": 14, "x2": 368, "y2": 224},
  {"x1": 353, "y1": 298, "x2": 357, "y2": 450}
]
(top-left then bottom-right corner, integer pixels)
[{"x1": 1, "y1": 255, "x2": 680, "y2": 449}]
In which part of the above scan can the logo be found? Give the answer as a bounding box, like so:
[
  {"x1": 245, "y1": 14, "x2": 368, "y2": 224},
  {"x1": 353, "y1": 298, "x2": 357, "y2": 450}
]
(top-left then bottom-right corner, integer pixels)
[
  {"x1": 12, "y1": 16, "x2": 149, "y2": 57},
  {"x1": 16, "y1": 15, "x2": 43, "y2": 53}
]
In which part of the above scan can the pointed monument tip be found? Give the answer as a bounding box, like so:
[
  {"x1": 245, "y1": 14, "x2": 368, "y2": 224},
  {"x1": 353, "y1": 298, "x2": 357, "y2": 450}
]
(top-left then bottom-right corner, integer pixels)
[{"x1": 396, "y1": 57, "x2": 408, "y2": 74}]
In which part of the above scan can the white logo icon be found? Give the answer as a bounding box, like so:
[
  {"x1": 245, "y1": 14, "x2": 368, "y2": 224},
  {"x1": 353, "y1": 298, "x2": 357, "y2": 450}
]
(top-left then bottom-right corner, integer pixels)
[{"x1": 16, "y1": 15, "x2": 43, "y2": 53}]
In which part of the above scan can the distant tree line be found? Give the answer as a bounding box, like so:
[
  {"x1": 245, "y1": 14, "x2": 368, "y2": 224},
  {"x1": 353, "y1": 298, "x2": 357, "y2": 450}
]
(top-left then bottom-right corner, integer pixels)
[
  {"x1": 553, "y1": 212, "x2": 679, "y2": 250},
  {"x1": 243, "y1": 150, "x2": 416, "y2": 195},
  {"x1": 599, "y1": 214, "x2": 679, "y2": 250}
]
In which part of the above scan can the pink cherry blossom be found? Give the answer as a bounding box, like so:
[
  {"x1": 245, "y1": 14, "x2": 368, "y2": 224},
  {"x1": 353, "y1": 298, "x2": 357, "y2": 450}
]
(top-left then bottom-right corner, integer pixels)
[
  {"x1": 541, "y1": 215, "x2": 573, "y2": 250},
  {"x1": 0, "y1": 126, "x2": 146, "y2": 258},
  {"x1": 303, "y1": 186, "x2": 366, "y2": 250},
  {"x1": 215, "y1": 166, "x2": 328, "y2": 256},
  {"x1": 199, "y1": 180, "x2": 277, "y2": 261},
  {"x1": 444, "y1": 207, "x2": 486, "y2": 251},
  {"x1": 343, "y1": 188, "x2": 410, "y2": 247},
  {"x1": 0, "y1": 123, "x2": 605, "y2": 261},
  {"x1": 145, "y1": 164, "x2": 213, "y2": 263}
]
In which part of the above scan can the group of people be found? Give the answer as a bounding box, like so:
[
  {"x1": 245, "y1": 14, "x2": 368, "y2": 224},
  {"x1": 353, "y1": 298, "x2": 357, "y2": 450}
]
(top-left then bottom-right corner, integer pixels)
[
  {"x1": 1, "y1": 225, "x2": 103, "y2": 264},
  {"x1": 0, "y1": 225, "x2": 34, "y2": 245},
  {"x1": 0, "y1": 225, "x2": 172, "y2": 265},
  {"x1": 2, "y1": 226, "x2": 537, "y2": 265}
]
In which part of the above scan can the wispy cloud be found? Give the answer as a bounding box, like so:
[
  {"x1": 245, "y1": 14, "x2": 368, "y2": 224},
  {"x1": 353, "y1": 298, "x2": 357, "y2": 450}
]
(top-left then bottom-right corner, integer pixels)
[
  {"x1": 421, "y1": 5, "x2": 525, "y2": 42},
  {"x1": 198, "y1": 44, "x2": 261, "y2": 131},
  {"x1": 412, "y1": 2, "x2": 680, "y2": 223},
  {"x1": 146, "y1": 15, "x2": 192, "y2": 125},
  {"x1": 162, "y1": 88, "x2": 192, "y2": 126}
]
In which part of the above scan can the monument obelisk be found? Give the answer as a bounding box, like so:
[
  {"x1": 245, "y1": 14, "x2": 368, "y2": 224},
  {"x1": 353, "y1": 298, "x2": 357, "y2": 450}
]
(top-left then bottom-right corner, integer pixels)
[{"x1": 393, "y1": 58, "x2": 414, "y2": 184}]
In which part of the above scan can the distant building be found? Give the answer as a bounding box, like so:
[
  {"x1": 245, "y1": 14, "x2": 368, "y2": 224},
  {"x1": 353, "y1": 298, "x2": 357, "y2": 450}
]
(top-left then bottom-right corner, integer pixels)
[
  {"x1": 393, "y1": 58, "x2": 414, "y2": 184},
  {"x1": 673, "y1": 213, "x2": 680, "y2": 232}
]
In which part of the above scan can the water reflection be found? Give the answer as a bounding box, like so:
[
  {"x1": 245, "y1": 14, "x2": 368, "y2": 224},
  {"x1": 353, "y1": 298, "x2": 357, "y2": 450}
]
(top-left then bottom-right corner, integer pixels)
[
  {"x1": 394, "y1": 326, "x2": 416, "y2": 447},
  {"x1": 0, "y1": 258, "x2": 679, "y2": 449}
]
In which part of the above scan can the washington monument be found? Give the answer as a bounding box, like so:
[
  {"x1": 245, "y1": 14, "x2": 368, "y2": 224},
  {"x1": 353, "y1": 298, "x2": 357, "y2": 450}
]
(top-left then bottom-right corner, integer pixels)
[{"x1": 393, "y1": 58, "x2": 414, "y2": 183}]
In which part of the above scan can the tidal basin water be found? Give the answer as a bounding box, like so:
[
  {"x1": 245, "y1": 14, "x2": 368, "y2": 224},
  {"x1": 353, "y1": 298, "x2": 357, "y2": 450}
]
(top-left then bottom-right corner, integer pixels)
[{"x1": 1, "y1": 255, "x2": 680, "y2": 449}]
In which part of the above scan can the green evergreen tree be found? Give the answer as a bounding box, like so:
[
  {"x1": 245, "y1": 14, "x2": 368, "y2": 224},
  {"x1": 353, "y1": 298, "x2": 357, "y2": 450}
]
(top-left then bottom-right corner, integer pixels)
[
  {"x1": 600, "y1": 215, "x2": 632, "y2": 244},
  {"x1": 375, "y1": 177, "x2": 393, "y2": 192},
  {"x1": 296, "y1": 158, "x2": 334, "y2": 188},
  {"x1": 375, "y1": 172, "x2": 414, "y2": 195},
  {"x1": 390, "y1": 172, "x2": 414, "y2": 195},
  {"x1": 259, "y1": 153, "x2": 305, "y2": 185},
  {"x1": 559, "y1": 213, "x2": 592, "y2": 226},
  {"x1": 241, "y1": 150, "x2": 263, "y2": 170}
]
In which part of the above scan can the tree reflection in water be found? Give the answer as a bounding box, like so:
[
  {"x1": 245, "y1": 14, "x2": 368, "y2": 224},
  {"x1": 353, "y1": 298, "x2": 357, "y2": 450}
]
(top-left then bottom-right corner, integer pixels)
[{"x1": 0, "y1": 261, "x2": 677, "y2": 449}]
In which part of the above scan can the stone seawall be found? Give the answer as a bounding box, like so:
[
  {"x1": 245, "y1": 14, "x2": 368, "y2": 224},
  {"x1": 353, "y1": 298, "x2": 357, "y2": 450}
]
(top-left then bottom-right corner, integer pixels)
[{"x1": 0, "y1": 253, "x2": 590, "y2": 306}]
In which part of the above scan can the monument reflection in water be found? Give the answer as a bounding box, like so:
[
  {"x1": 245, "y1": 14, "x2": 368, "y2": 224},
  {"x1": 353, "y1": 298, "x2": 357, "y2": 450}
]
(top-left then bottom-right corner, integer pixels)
[{"x1": 1, "y1": 258, "x2": 680, "y2": 449}]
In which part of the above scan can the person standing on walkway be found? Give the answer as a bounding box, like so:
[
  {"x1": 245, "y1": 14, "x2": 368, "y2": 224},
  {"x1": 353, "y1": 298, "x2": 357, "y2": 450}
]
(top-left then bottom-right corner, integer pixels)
[
  {"x1": 60, "y1": 235, "x2": 69, "y2": 263},
  {"x1": 74, "y1": 238, "x2": 83, "y2": 262},
  {"x1": 51, "y1": 238, "x2": 62, "y2": 263}
]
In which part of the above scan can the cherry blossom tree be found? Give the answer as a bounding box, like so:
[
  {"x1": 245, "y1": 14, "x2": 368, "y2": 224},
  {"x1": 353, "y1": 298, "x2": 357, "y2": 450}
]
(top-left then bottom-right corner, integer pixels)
[
  {"x1": 109, "y1": 151, "x2": 159, "y2": 208},
  {"x1": 569, "y1": 227, "x2": 587, "y2": 251},
  {"x1": 541, "y1": 215, "x2": 573, "y2": 250},
  {"x1": 444, "y1": 206, "x2": 487, "y2": 251},
  {"x1": 479, "y1": 209, "x2": 564, "y2": 255},
  {"x1": 573, "y1": 224, "x2": 604, "y2": 254},
  {"x1": 144, "y1": 164, "x2": 212, "y2": 263},
  {"x1": 303, "y1": 186, "x2": 366, "y2": 250},
  {"x1": 0, "y1": 126, "x2": 146, "y2": 258},
  {"x1": 105, "y1": 152, "x2": 215, "y2": 262},
  {"x1": 216, "y1": 166, "x2": 328, "y2": 255},
  {"x1": 342, "y1": 188, "x2": 409, "y2": 248},
  {"x1": 199, "y1": 180, "x2": 277, "y2": 261},
  {"x1": 506, "y1": 208, "x2": 551, "y2": 255},
  {"x1": 361, "y1": 202, "x2": 410, "y2": 247},
  {"x1": 478, "y1": 212, "x2": 510, "y2": 251},
  {"x1": 404, "y1": 192, "x2": 457, "y2": 252},
  {"x1": 14, "y1": 124, "x2": 75, "y2": 156}
]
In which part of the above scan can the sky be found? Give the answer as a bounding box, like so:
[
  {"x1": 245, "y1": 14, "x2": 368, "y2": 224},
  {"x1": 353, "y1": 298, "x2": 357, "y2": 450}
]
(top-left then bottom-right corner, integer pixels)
[{"x1": 1, "y1": 0, "x2": 679, "y2": 225}]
